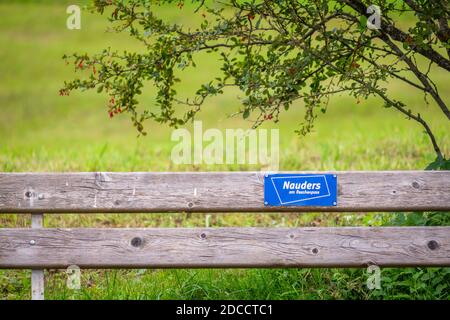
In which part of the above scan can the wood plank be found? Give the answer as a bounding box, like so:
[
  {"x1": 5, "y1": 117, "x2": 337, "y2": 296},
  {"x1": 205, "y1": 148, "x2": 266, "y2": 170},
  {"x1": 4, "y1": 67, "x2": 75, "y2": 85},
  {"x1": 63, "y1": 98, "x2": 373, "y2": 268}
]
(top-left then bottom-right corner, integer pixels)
[
  {"x1": 0, "y1": 171, "x2": 449, "y2": 213},
  {"x1": 31, "y1": 269, "x2": 44, "y2": 300},
  {"x1": 30, "y1": 213, "x2": 44, "y2": 300},
  {"x1": 0, "y1": 227, "x2": 449, "y2": 268}
]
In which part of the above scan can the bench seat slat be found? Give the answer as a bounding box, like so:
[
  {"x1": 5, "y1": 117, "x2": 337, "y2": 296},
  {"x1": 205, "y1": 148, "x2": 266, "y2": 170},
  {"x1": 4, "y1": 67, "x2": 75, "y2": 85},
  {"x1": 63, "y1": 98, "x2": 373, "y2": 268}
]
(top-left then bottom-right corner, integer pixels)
[
  {"x1": 1, "y1": 227, "x2": 449, "y2": 268},
  {"x1": 0, "y1": 171, "x2": 449, "y2": 213}
]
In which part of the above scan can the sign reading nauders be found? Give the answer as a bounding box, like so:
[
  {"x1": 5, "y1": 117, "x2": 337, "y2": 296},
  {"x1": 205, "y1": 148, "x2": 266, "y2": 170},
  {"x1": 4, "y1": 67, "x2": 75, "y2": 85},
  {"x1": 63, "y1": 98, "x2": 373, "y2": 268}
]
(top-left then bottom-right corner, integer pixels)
[{"x1": 264, "y1": 174, "x2": 337, "y2": 207}]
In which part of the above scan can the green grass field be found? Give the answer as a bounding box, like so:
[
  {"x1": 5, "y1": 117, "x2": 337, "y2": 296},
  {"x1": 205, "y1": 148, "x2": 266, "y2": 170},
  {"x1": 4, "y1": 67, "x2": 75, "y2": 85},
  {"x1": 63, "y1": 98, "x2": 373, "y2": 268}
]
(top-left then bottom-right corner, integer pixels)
[{"x1": 0, "y1": 1, "x2": 449, "y2": 299}]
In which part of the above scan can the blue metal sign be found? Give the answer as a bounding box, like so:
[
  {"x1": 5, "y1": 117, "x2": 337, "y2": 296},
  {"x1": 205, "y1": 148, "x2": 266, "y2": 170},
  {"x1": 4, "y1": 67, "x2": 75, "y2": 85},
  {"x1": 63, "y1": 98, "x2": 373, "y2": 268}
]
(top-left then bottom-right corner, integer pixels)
[{"x1": 264, "y1": 174, "x2": 337, "y2": 207}]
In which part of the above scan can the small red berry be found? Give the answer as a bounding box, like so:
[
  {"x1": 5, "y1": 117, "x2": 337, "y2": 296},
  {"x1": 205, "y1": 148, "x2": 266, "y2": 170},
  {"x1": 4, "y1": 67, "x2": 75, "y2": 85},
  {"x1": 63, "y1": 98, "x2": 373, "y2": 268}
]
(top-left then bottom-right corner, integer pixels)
[{"x1": 350, "y1": 61, "x2": 360, "y2": 69}]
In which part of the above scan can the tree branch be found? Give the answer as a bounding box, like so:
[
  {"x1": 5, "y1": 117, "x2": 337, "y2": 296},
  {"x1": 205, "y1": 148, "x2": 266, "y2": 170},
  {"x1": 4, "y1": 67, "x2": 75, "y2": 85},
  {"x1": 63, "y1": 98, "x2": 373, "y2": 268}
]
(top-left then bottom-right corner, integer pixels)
[{"x1": 340, "y1": 0, "x2": 450, "y2": 72}]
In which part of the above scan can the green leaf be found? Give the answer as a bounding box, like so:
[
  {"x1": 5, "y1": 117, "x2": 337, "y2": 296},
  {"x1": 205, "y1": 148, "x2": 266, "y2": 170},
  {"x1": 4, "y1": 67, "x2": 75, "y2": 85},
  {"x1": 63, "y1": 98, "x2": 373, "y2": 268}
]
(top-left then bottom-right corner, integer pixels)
[
  {"x1": 359, "y1": 16, "x2": 367, "y2": 31},
  {"x1": 425, "y1": 157, "x2": 450, "y2": 170}
]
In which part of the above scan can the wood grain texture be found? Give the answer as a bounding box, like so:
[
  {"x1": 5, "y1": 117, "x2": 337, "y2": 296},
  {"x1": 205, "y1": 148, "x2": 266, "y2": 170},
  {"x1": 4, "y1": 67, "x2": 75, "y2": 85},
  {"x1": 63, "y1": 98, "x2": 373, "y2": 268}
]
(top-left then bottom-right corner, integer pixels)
[
  {"x1": 31, "y1": 269, "x2": 44, "y2": 300},
  {"x1": 0, "y1": 171, "x2": 449, "y2": 213},
  {"x1": 0, "y1": 227, "x2": 449, "y2": 268},
  {"x1": 31, "y1": 213, "x2": 44, "y2": 300}
]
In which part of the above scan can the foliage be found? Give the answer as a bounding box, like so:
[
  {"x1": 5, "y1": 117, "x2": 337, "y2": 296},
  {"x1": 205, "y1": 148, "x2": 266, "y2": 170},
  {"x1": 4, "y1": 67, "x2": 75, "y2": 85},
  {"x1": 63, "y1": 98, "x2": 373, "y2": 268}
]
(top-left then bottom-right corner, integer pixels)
[
  {"x1": 426, "y1": 156, "x2": 450, "y2": 170},
  {"x1": 62, "y1": 0, "x2": 449, "y2": 160},
  {"x1": 375, "y1": 210, "x2": 450, "y2": 300}
]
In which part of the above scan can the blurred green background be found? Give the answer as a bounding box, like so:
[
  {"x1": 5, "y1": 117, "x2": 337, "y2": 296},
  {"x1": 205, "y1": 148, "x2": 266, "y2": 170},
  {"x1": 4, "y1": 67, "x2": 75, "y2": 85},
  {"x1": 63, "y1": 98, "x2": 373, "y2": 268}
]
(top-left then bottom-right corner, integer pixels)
[{"x1": 0, "y1": 0, "x2": 449, "y2": 299}]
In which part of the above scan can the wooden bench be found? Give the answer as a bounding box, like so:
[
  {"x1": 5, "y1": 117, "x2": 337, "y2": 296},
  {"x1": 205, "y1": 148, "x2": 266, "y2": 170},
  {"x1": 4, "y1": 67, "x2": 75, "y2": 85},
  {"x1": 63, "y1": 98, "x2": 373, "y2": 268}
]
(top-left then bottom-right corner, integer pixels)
[{"x1": 0, "y1": 171, "x2": 449, "y2": 300}]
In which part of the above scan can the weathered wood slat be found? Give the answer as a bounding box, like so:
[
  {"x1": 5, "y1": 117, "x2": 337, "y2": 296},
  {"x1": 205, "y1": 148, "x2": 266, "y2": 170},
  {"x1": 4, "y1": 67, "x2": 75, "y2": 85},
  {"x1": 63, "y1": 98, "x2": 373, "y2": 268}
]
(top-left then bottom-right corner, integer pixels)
[
  {"x1": 0, "y1": 171, "x2": 449, "y2": 213},
  {"x1": 0, "y1": 227, "x2": 448, "y2": 268},
  {"x1": 31, "y1": 213, "x2": 44, "y2": 300}
]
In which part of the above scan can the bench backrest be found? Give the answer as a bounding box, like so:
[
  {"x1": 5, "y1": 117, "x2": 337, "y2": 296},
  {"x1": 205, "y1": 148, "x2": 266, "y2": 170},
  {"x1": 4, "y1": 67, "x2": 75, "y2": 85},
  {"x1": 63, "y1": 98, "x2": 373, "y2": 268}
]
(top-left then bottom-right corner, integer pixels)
[
  {"x1": 1, "y1": 171, "x2": 449, "y2": 213},
  {"x1": 1, "y1": 171, "x2": 449, "y2": 299}
]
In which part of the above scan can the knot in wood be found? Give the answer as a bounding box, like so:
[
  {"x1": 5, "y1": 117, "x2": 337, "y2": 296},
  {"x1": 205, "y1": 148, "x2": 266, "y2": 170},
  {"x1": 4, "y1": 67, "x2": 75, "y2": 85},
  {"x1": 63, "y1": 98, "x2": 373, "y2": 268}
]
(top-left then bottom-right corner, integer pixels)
[
  {"x1": 427, "y1": 240, "x2": 439, "y2": 250},
  {"x1": 131, "y1": 237, "x2": 143, "y2": 247}
]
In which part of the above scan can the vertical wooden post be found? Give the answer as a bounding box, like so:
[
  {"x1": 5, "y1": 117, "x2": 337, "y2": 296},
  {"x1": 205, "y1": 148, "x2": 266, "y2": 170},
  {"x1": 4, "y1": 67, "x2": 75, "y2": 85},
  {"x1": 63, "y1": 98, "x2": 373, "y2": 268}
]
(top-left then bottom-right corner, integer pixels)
[{"x1": 31, "y1": 213, "x2": 44, "y2": 300}]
